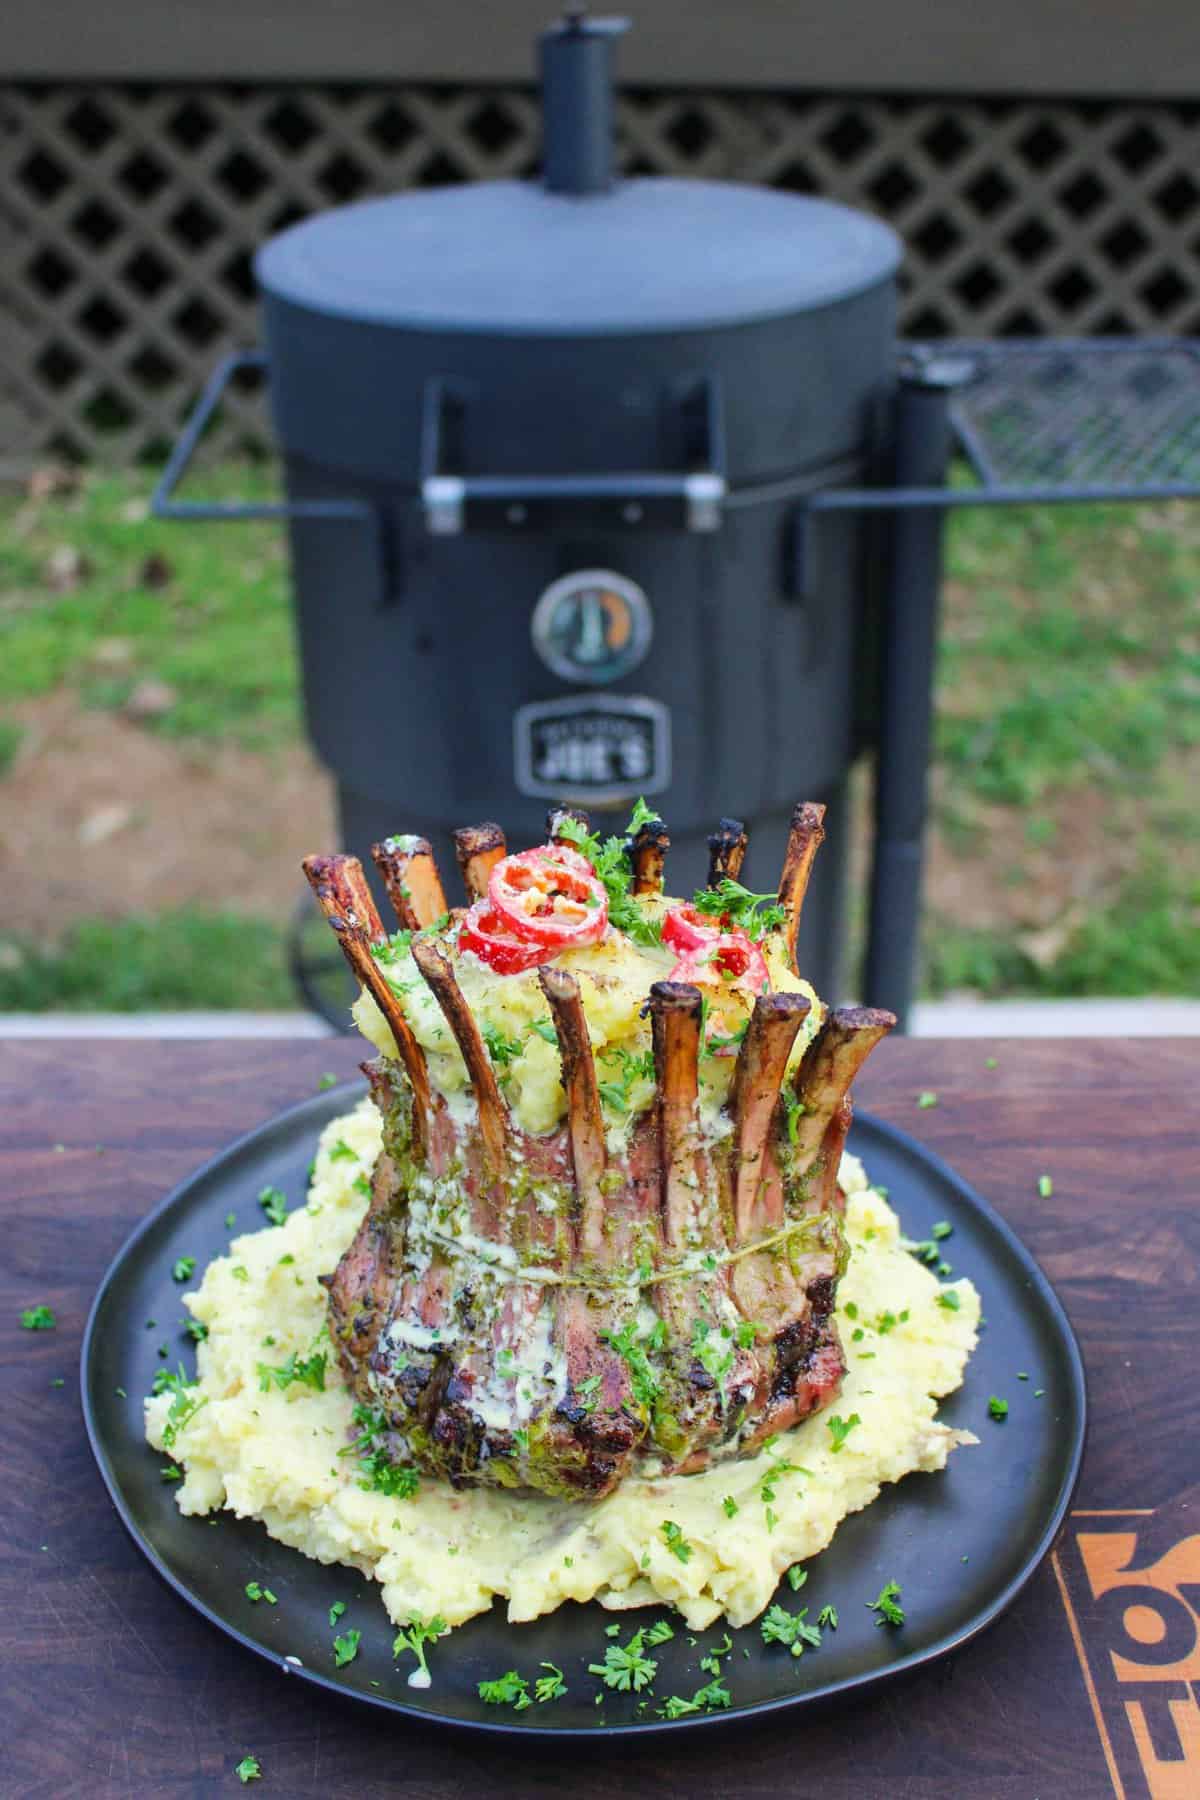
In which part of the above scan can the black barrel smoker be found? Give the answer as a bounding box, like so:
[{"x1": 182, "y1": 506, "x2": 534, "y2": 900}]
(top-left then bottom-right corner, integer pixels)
[{"x1": 153, "y1": 12, "x2": 1200, "y2": 1024}]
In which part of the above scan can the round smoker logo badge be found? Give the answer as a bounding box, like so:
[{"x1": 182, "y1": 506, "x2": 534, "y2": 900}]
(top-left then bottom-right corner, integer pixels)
[{"x1": 531, "y1": 569, "x2": 653, "y2": 686}]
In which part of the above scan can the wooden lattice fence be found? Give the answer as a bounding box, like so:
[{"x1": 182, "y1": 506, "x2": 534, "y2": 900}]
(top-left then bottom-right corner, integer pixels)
[{"x1": 3, "y1": 82, "x2": 1199, "y2": 466}]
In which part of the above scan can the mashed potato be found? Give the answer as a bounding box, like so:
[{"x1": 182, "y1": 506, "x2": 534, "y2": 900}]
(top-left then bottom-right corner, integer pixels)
[
  {"x1": 351, "y1": 898, "x2": 822, "y2": 1136},
  {"x1": 145, "y1": 1100, "x2": 979, "y2": 1633}
]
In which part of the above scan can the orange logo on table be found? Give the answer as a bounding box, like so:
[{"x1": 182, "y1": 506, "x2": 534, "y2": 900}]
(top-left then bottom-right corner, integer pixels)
[{"x1": 1053, "y1": 1505, "x2": 1200, "y2": 1799}]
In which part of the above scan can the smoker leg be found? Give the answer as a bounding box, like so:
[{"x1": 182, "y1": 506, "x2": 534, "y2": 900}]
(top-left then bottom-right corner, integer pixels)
[{"x1": 864, "y1": 357, "x2": 972, "y2": 1030}]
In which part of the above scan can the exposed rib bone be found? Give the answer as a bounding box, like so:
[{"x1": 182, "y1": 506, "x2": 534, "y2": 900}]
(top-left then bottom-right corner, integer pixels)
[
  {"x1": 301, "y1": 854, "x2": 430, "y2": 1155},
  {"x1": 371, "y1": 835, "x2": 448, "y2": 931},
  {"x1": 538, "y1": 966, "x2": 608, "y2": 1260},
  {"x1": 777, "y1": 801, "x2": 826, "y2": 970},
  {"x1": 648, "y1": 980, "x2": 703, "y2": 1248},
  {"x1": 787, "y1": 1005, "x2": 895, "y2": 1166},
  {"x1": 453, "y1": 822, "x2": 506, "y2": 901},
  {"x1": 630, "y1": 817, "x2": 670, "y2": 896},
  {"x1": 410, "y1": 937, "x2": 507, "y2": 1167},
  {"x1": 545, "y1": 805, "x2": 590, "y2": 845},
  {"x1": 729, "y1": 991, "x2": 811, "y2": 1240},
  {"x1": 707, "y1": 816, "x2": 748, "y2": 886}
]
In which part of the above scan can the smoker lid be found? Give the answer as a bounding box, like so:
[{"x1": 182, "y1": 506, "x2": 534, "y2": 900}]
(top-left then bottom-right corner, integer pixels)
[{"x1": 255, "y1": 178, "x2": 900, "y2": 335}]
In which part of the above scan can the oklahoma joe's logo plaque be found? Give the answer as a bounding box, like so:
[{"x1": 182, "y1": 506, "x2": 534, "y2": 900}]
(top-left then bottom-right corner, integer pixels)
[
  {"x1": 1053, "y1": 1500, "x2": 1200, "y2": 1798},
  {"x1": 514, "y1": 694, "x2": 670, "y2": 804}
]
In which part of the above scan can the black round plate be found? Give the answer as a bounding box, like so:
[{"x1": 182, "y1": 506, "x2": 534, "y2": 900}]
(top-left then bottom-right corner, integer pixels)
[{"x1": 82, "y1": 1085, "x2": 1085, "y2": 1738}]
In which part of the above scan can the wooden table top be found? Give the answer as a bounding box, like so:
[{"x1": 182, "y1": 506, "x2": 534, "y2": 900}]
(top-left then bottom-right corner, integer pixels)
[{"x1": 3, "y1": 1037, "x2": 1198, "y2": 1798}]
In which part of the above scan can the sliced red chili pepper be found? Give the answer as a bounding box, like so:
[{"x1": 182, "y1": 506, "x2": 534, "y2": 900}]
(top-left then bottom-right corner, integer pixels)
[
  {"x1": 662, "y1": 903, "x2": 724, "y2": 957},
  {"x1": 669, "y1": 932, "x2": 769, "y2": 996},
  {"x1": 458, "y1": 902, "x2": 549, "y2": 975},
  {"x1": 487, "y1": 845, "x2": 608, "y2": 950}
]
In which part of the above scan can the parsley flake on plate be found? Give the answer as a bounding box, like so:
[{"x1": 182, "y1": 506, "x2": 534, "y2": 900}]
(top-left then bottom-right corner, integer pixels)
[
  {"x1": 20, "y1": 1304, "x2": 56, "y2": 1330},
  {"x1": 535, "y1": 1661, "x2": 567, "y2": 1702},
  {"x1": 988, "y1": 1395, "x2": 1009, "y2": 1421},
  {"x1": 917, "y1": 1091, "x2": 938, "y2": 1109},
  {"x1": 588, "y1": 1625, "x2": 658, "y2": 1693},
  {"x1": 332, "y1": 1628, "x2": 361, "y2": 1667},
  {"x1": 760, "y1": 1603, "x2": 822, "y2": 1657},
  {"x1": 235, "y1": 1755, "x2": 261, "y2": 1784},
  {"x1": 244, "y1": 1581, "x2": 277, "y2": 1605},
  {"x1": 393, "y1": 1614, "x2": 447, "y2": 1682},
  {"x1": 868, "y1": 1580, "x2": 905, "y2": 1627},
  {"x1": 478, "y1": 1669, "x2": 531, "y2": 1709}
]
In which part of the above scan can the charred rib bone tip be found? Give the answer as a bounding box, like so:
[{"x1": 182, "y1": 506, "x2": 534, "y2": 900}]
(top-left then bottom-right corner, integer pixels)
[
  {"x1": 647, "y1": 979, "x2": 704, "y2": 1016},
  {"x1": 371, "y1": 834, "x2": 448, "y2": 931},
  {"x1": 832, "y1": 1004, "x2": 897, "y2": 1034},
  {"x1": 453, "y1": 821, "x2": 507, "y2": 901},
  {"x1": 707, "y1": 816, "x2": 748, "y2": 884},
  {"x1": 629, "y1": 817, "x2": 670, "y2": 895},
  {"x1": 301, "y1": 851, "x2": 384, "y2": 942}
]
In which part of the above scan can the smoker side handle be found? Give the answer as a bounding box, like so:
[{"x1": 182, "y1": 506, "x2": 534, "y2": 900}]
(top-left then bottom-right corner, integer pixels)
[{"x1": 150, "y1": 350, "x2": 395, "y2": 604}]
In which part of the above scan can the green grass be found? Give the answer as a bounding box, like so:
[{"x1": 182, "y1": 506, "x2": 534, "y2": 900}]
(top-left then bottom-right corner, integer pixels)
[
  {"x1": 936, "y1": 499, "x2": 1200, "y2": 808},
  {"x1": 0, "y1": 465, "x2": 297, "y2": 747},
  {"x1": 0, "y1": 910, "x2": 293, "y2": 1011}
]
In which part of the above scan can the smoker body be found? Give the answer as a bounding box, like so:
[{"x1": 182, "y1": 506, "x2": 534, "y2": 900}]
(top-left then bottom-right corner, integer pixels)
[{"x1": 256, "y1": 176, "x2": 900, "y2": 995}]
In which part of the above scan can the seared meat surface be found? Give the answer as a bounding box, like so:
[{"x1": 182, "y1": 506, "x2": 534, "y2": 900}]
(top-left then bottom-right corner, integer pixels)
[{"x1": 307, "y1": 804, "x2": 893, "y2": 1500}]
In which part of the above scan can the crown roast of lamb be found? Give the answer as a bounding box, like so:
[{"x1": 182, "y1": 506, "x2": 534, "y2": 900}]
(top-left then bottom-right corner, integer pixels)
[{"x1": 303, "y1": 801, "x2": 894, "y2": 1502}]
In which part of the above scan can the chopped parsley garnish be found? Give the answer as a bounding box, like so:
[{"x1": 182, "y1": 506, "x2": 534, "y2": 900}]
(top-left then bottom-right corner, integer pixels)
[
  {"x1": 154, "y1": 1365, "x2": 208, "y2": 1449},
  {"x1": 588, "y1": 1626, "x2": 659, "y2": 1692},
  {"x1": 340, "y1": 1404, "x2": 420, "y2": 1499},
  {"x1": 779, "y1": 1088, "x2": 808, "y2": 1148},
  {"x1": 658, "y1": 1679, "x2": 732, "y2": 1718},
  {"x1": 597, "y1": 1044, "x2": 656, "y2": 1113},
  {"x1": 535, "y1": 1661, "x2": 567, "y2": 1702},
  {"x1": 761, "y1": 1603, "x2": 822, "y2": 1656},
  {"x1": 817, "y1": 1604, "x2": 839, "y2": 1629},
  {"x1": 868, "y1": 1580, "x2": 905, "y2": 1626},
  {"x1": 393, "y1": 1615, "x2": 447, "y2": 1681},
  {"x1": 691, "y1": 878, "x2": 787, "y2": 942},
  {"x1": 258, "y1": 1185, "x2": 288, "y2": 1227},
  {"x1": 329, "y1": 1601, "x2": 346, "y2": 1626},
  {"x1": 185, "y1": 1318, "x2": 209, "y2": 1341},
  {"x1": 692, "y1": 1318, "x2": 736, "y2": 1392},
  {"x1": 352, "y1": 1173, "x2": 372, "y2": 1199},
  {"x1": 602, "y1": 1316, "x2": 663, "y2": 1409},
  {"x1": 235, "y1": 1756, "x2": 261, "y2": 1784},
  {"x1": 555, "y1": 804, "x2": 664, "y2": 947},
  {"x1": 257, "y1": 1347, "x2": 328, "y2": 1394},
  {"x1": 171, "y1": 1256, "x2": 196, "y2": 1283},
  {"x1": 722, "y1": 1495, "x2": 739, "y2": 1518},
  {"x1": 528, "y1": 1018, "x2": 559, "y2": 1044},
  {"x1": 20, "y1": 1304, "x2": 56, "y2": 1330},
  {"x1": 224, "y1": 1211, "x2": 237, "y2": 1229},
  {"x1": 699, "y1": 1631, "x2": 732, "y2": 1677},
  {"x1": 786, "y1": 1564, "x2": 807, "y2": 1592},
  {"x1": 931, "y1": 1220, "x2": 953, "y2": 1240},
  {"x1": 244, "y1": 1581, "x2": 277, "y2": 1604},
  {"x1": 984, "y1": 1055, "x2": 998, "y2": 1069},
  {"x1": 478, "y1": 1669, "x2": 531, "y2": 1709},
  {"x1": 936, "y1": 1290, "x2": 961, "y2": 1311},
  {"x1": 161, "y1": 1463, "x2": 183, "y2": 1482},
  {"x1": 736, "y1": 1320, "x2": 757, "y2": 1348},
  {"x1": 332, "y1": 1628, "x2": 361, "y2": 1667},
  {"x1": 231, "y1": 1265, "x2": 249, "y2": 1282},
  {"x1": 826, "y1": 1412, "x2": 861, "y2": 1453},
  {"x1": 483, "y1": 1024, "x2": 524, "y2": 1069},
  {"x1": 318, "y1": 1072, "x2": 337, "y2": 1090},
  {"x1": 328, "y1": 1138, "x2": 356, "y2": 1162},
  {"x1": 661, "y1": 1520, "x2": 693, "y2": 1563},
  {"x1": 645, "y1": 1618, "x2": 675, "y2": 1645},
  {"x1": 1038, "y1": 1173, "x2": 1054, "y2": 1198},
  {"x1": 988, "y1": 1394, "x2": 1009, "y2": 1421},
  {"x1": 917, "y1": 1091, "x2": 938, "y2": 1109}
]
